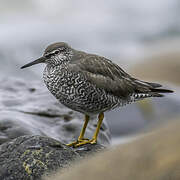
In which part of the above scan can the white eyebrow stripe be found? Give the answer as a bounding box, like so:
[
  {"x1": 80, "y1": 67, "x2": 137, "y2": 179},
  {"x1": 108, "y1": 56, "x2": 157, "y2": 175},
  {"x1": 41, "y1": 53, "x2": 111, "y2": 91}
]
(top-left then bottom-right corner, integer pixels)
[{"x1": 45, "y1": 50, "x2": 59, "y2": 56}]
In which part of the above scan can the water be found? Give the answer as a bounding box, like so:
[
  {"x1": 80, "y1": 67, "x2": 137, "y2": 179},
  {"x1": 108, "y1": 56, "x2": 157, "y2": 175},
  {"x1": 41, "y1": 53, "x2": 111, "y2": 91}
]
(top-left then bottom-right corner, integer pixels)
[{"x1": 0, "y1": 0, "x2": 180, "y2": 79}]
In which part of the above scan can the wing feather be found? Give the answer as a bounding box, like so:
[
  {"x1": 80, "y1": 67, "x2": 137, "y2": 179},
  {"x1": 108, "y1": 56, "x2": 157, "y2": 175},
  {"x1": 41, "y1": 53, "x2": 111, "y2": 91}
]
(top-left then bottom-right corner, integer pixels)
[
  {"x1": 69, "y1": 53, "x2": 139, "y2": 98},
  {"x1": 68, "y1": 51, "x2": 171, "y2": 98}
]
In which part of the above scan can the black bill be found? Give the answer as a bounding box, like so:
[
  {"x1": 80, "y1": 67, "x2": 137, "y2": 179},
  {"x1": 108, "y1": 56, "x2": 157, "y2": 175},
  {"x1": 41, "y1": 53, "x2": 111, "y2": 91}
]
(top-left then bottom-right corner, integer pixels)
[{"x1": 21, "y1": 56, "x2": 46, "y2": 69}]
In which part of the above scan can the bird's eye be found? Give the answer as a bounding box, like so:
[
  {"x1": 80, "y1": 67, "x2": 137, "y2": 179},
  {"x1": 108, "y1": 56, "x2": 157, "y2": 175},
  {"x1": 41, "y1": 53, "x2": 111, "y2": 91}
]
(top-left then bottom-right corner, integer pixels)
[{"x1": 54, "y1": 50, "x2": 59, "y2": 54}]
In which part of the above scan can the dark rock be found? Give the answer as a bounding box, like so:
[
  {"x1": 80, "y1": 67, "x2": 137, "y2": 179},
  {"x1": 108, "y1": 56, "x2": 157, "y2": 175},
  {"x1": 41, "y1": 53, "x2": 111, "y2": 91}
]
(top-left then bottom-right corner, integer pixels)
[
  {"x1": 0, "y1": 78, "x2": 110, "y2": 146},
  {"x1": 0, "y1": 135, "x2": 104, "y2": 180}
]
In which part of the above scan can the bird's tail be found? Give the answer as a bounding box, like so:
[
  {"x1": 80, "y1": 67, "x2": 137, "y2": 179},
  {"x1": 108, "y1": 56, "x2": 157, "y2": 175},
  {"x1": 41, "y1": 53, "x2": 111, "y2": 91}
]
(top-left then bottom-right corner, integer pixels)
[
  {"x1": 133, "y1": 79, "x2": 173, "y2": 98},
  {"x1": 148, "y1": 88, "x2": 173, "y2": 97}
]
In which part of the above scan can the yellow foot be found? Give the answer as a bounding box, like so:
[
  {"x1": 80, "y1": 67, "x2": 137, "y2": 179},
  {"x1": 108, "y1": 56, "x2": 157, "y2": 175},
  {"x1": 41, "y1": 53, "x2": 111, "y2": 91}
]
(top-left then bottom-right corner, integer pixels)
[
  {"x1": 74, "y1": 139, "x2": 97, "y2": 147},
  {"x1": 66, "y1": 138, "x2": 97, "y2": 147},
  {"x1": 66, "y1": 138, "x2": 89, "y2": 147}
]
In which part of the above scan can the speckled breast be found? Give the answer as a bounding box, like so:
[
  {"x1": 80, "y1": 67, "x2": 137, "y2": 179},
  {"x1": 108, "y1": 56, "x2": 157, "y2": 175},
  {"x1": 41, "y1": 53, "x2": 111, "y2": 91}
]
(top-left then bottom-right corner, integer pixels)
[{"x1": 43, "y1": 65, "x2": 123, "y2": 114}]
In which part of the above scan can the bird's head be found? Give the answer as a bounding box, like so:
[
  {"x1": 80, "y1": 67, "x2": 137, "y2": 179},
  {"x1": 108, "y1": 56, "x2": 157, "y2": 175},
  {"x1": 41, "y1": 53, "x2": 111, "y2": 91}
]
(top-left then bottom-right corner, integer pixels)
[{"x1": 21, "y1": 42, "x2": 73, "y2": 69}]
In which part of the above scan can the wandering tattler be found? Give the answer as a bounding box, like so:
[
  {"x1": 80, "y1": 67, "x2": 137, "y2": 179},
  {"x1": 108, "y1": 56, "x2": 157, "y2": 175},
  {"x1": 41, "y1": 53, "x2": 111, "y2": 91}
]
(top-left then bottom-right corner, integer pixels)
[{"x1": 21, "y1": 42, "x2": 173, "y2": 147}]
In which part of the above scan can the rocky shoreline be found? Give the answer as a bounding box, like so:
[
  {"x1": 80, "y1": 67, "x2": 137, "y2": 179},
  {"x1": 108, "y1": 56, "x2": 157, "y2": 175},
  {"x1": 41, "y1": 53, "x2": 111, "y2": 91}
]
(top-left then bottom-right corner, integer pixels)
[
  {"x1": 0, "y1": 78, "x2": 110, "y2": 146},
  {"x1": 0, "y1": 135, "x2": 104, "y2": 180},
  {"x1": 0, "y1": 73, "x2": 179, "y2": 179},
  {"x1": 0, "y1": 77, "x2": 109, "y2": 179}
]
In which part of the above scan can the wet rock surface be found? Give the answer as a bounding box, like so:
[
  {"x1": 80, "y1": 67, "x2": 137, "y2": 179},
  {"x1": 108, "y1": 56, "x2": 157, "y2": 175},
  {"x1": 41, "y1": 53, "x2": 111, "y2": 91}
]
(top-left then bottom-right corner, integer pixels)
[
  {"x1": 0, "y1": 77, "x2": 178, "y2": 146},
  {"x1": 0, "y1": 135, "x2": 104, "y2": 180},
  {"x1": 0, "y1": 77, "x2": 110, "y2": 146}
]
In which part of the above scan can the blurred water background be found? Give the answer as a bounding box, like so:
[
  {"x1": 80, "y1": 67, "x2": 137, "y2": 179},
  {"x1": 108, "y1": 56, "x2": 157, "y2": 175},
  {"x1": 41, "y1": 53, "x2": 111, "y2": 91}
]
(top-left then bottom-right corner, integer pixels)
[
  {"x1": 0, "y1": 0, "x2": 180, "y2": 144},
  {"x1": 0, "y1": 0, "x2": 180, "y2": 78}
]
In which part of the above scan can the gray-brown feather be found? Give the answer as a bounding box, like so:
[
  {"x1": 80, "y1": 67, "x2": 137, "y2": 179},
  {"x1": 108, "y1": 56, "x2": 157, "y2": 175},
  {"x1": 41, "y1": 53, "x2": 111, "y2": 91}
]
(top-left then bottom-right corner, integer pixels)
[{"x1": 69, "y1": 51, "x2": 169, "y2": 99}]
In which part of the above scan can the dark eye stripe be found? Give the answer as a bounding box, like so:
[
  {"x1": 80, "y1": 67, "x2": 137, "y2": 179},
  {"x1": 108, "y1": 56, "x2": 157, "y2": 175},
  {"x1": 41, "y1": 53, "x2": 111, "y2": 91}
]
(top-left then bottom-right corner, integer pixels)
[
  {"x1": 45, "y1": 53, "x2": 51, "y2": 58},
  {"x1": 45, "y1": 50, "x2": 59, "y2": 57},
  {"x1": 54, "y1": 50, "x2": 59, "y2": 54}
]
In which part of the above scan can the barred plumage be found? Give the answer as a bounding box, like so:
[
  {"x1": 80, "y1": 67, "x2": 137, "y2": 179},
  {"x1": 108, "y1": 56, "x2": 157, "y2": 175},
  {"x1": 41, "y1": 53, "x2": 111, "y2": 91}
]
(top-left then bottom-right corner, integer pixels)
[
  {"x1": 21, "y1": 42, "x2": 173, "y2": 147},
  {"x1": 43, "y1": 63, "x2": 124, "y2": 114}
]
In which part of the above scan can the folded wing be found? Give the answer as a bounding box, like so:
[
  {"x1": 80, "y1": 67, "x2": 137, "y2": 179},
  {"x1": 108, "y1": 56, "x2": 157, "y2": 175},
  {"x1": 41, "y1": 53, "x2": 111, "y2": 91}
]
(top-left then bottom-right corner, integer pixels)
[{"x1": 69, "y1": 52, "x2": 173, "y2": 99}]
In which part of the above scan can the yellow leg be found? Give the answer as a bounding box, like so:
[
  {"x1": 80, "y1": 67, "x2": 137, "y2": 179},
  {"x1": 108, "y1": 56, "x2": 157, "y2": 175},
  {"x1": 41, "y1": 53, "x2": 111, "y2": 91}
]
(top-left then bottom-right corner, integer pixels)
[
  {"x1": 78, "y1": 115, "x2": 89, "y2": 141},
  {"x1": 66, "y1": 115, "x2": 90, "y2": 147},
  {"x1": 90, "y1": 112, "x2": 104, "y2": 144},
  {"x1": 74, "y1": 112, "x2": 104, "y2": 147}
]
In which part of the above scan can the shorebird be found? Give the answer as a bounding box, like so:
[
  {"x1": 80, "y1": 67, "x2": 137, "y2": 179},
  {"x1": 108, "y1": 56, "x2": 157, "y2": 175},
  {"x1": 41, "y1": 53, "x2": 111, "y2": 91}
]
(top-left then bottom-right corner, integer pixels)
[{"x1": 21, "y1": 42, "x2": 173, "y2": 147}]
